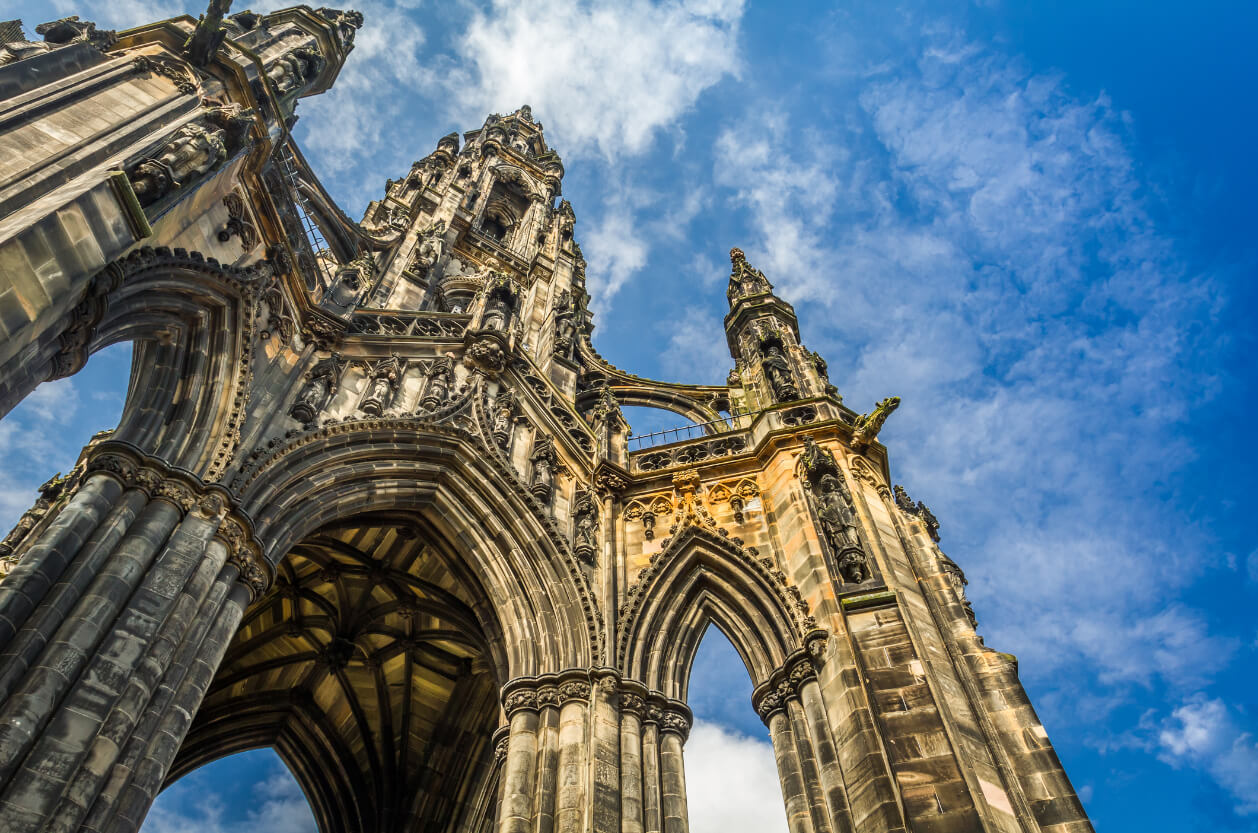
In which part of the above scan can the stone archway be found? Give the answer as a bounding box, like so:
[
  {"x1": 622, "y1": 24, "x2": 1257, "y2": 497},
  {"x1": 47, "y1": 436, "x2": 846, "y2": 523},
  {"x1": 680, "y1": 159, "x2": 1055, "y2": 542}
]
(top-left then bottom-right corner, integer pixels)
[{"x1": 172, "y1": 511, "x2": 505, "y2": 833}]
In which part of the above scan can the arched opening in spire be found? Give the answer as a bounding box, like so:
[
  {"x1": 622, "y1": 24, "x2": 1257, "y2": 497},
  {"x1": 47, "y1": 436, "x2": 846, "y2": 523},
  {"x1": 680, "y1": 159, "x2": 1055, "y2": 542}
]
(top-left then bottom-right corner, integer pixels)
[{"x1": 684, "y1": 625, "x2": 787, "y2": 833}]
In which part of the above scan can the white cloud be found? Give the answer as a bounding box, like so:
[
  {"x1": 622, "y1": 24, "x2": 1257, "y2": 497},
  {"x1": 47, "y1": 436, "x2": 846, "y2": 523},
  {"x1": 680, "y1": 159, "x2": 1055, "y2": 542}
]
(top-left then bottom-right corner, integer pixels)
[
  {"x1": 661, "y1": 306, "x2": 731, "y2": 384},
  {"x1": 1158, "y1": 695, "x2": 1258, "y2": 815},
  {"x1": 446, "y1": 0, "x2": 744, "y2": 160},
  {"x1": 685, "y1": 720, "x2": 787, "y2": 833}
]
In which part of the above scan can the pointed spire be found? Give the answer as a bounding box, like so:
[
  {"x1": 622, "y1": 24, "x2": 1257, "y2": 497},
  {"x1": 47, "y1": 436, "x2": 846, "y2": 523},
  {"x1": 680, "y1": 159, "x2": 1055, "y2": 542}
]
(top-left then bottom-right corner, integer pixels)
[{"x1": 727, "y1": 247, "x2": 773, "y2": 304}]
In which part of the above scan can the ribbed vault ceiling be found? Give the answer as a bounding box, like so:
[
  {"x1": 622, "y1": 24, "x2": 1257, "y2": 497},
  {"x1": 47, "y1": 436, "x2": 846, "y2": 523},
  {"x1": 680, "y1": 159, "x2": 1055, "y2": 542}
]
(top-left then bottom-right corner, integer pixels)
[{"x1": 174, "y1": 514, "x2": 501, "y2": 833}]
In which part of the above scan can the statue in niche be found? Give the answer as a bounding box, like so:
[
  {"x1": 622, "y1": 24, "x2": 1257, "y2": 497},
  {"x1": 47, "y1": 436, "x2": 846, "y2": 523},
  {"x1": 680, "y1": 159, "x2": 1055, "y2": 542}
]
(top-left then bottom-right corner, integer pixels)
[
  {"x1": 267, "y1": 46, "x2": 325, "y2": 96},
  {"x1": 572, "y1": 489, "x2": 598, "y2": 563},
  {"x1": 290, "y1": 353, "x2": 344, "y2": 425},
  {"x1": 761, "y1": 343, "x2": 798, "y2": 402},
  {"x1": 412, "y1": 219, "x2": 446, "y2": 274},
  {"x1": 359, "y1": 354, "x2": 403, "y2": 416},
  {"x1": 419, "y1": 357, "x2": 454, "y2": 411},
  {"x1": 530, "y1": 436, "x2": 558, "y2": 502},
  {"x1": 815, "y1": 473, "x2": 861, "y2": 554},
  {"x1": 128, "y1": 122, "x2": 228, "y2": 206},
  {"x1": 491, "y1": 388, "x2": 516, "y2": 446},
  {"x1": 0, "y1": 473, "x2": 69, "y2": 563}
]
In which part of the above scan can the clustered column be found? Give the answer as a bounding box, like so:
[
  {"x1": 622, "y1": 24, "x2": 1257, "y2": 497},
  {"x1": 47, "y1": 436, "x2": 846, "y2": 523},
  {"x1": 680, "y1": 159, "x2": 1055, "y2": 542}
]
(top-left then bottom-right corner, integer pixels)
[
  {"x1": 753, "y1": 648, "x2": 855, "y2": 833},
  {"x1": 0, "y1": 443, "x2": 268, "y2": 833},
  {"x1": 494, "y1": 673, "x2": 693, "y2": 833},
  {"x1": 616, "y1": 684, "x2": 691, "y2": 833}
]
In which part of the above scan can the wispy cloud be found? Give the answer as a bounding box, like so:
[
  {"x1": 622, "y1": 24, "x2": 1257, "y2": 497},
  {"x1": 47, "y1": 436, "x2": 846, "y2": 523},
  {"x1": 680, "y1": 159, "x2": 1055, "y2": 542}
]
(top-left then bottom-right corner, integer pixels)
[
  {"x1": 444, "y1": 0, "x2": 744, "y2": 161},
  {"x1": 1157, "y1": 695, "x2": 1258, "y2": 815}
]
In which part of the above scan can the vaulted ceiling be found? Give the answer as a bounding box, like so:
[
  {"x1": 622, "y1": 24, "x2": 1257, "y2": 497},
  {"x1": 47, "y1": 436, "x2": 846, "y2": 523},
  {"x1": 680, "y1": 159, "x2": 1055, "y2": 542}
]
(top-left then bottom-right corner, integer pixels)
[{"x1": 173, "y1": 513, "x2": 502, "y2": 833}]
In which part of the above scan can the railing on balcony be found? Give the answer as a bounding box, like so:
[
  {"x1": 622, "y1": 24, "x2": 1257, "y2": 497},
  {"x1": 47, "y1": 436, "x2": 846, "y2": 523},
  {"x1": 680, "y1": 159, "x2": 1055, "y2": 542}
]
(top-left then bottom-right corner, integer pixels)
[{"x1": 626, "y1": 410, "x2": 758, "y2": 452}]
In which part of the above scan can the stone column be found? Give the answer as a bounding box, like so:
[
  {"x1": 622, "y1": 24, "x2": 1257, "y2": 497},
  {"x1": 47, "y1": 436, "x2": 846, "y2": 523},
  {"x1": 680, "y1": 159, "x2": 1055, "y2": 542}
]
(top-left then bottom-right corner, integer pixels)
[
  {"x1": 555, "y1": 676, "x2": 591, "y2": 832},
  {"x1": 755, "y1": 649, "x2": 854, "y2": 833},
  {"x1": 590, "y1": 674, "x2": 622, "y2": 833},
  {"x1": 618, "y1": 688, "x2": 647, "y2": 833},
  {"x1": 498, "y1": 685, "x2": 541, "y2": 833},
  {"x1": 640, "y1": 711, "x2": 664, "y2": 833},
  {"x1": 656, "y1": 707, "x2": 690, "y2": 833},
  {"x1": 533, "y1": 684, "x2": 562, "y2": 833},
  {"x1": 0, "y1": 444, "x2": 267, "y2": 833}
]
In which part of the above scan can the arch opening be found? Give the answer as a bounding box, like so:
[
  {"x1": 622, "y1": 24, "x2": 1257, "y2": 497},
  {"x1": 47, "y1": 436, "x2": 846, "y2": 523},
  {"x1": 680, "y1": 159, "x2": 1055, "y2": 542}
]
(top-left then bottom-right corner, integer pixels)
[
  {"x1": 173, "y1": 512, "x2": 505, "y2": 833},
  {"x1": 143, "y1": 748, "x2": 317, "y2": 833},
  {"x1": 683, "y1": 625, "x2": 788, "y2": 833}
]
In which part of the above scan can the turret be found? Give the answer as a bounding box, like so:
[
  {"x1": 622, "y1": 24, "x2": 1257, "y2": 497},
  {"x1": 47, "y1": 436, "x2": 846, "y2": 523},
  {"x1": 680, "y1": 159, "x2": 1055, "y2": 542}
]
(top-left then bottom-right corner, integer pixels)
[{"x1": 723, "y1": 248, "x2": 838, "y2": 410}]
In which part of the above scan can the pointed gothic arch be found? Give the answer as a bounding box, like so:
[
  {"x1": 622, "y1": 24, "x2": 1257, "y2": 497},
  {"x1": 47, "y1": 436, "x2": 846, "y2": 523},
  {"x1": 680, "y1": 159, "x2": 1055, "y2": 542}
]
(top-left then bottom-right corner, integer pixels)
[
  {"x1": 235, "y1": 421, "x2": 602, "y2": 677},
  {"x1": 617, "y1": 524, "x2": 818, "y2": 697}
]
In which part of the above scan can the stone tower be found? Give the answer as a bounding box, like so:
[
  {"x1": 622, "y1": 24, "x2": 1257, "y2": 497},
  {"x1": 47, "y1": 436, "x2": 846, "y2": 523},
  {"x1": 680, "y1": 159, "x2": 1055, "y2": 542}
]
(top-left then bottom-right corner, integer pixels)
[{"x1": 0, "y1": 6, "x2": 1094, "y2": 833}]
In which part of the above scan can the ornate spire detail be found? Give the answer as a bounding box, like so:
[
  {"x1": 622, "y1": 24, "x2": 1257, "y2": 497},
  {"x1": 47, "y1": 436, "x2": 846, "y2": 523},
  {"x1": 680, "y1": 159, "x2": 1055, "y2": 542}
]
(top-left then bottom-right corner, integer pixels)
[{"x1": 727, "y1": 247, "x2": 774, "y2": 303}]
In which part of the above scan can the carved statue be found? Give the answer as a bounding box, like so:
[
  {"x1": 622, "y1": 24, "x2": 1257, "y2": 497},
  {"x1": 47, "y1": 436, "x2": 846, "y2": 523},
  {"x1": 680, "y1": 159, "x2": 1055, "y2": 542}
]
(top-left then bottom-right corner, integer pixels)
[
  {"x1": 530, "y1": 437, "x2": 558, "y2": 502},
  {"x1": 572, "y1": 489, "x2": 598, "y2": 563},
  {"x1": 815, "y1": 474, "x2": 860, "y2": 554},
  {"x1": 482, "y1": 296, "x2": 509, "y2": 331},
  {"x1": 0, "y1": 473, "x2": 69, "y2": 563},
  {"x1": 267, "y1": 45, "x2": 325, "y2": 96},
  {"x1": 1, "y1": 16, "x2": 116, "y2": 65},
  {"x1": 412, "y1": 220, "x2": 446, "y2": 273},
  {"x1": 183, "y1": 0, "x2": 232, "y2": 67},
  {"x1": 852, "y1": 396, "x2": 900, "y2": 449},
  {"x1": 316, "y1": 7, "x2": 365, "y2": 47},
  {"x1": 491, "y1": 388, "x2": 516, "y2": 446},
  {"x1": 761, "y1": 344, "x2": 798, "y2": 402},
  {"x1": 128, "y1": 122, "x2": 228, "y2": 206},
  {"x1": 809, "y1": 349, "x2": 839, "y2": 397},
  {"x1": 290, "y1": 353, "x2": 344, "y2": 425},
  {"x1": 419, "y1": 357, "x2": 454, "y2": 411},
  {"x1": 359, "y1": 354, "x2": 403, "y2": 416}
]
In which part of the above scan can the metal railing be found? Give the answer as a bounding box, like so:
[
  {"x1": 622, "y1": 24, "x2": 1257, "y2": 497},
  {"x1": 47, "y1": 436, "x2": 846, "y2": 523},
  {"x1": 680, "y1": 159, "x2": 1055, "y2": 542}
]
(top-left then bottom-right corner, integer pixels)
[
  {"x1": 627, "y1": 410, "x2": 758, "y2": 452},
  {"x1": 277, "y1": 147, "x2": 338, "y2": 288}
]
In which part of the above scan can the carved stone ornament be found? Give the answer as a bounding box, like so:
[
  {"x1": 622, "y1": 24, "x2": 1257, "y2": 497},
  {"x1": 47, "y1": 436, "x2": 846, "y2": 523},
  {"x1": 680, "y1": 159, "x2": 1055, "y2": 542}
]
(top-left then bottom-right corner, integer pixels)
[
  {"x1": 852, "y1": 396, "x2": 900, "y2": 450},
  {"x1": 529, "y1": 436, "x2": 559, "y2": 503},
  {"x1": 799, "y1": 438, "x2": 871, "y2": 586},
  {"x1": 0, "y1": 473, "x2": 70, "y2": 565},
  {"x1": 358, "y1": 354, "x2": 404, "y2": 416},
  {"x1": 490, "y1": 388, "x2": 516, "y2": 447},
  {"x1": 893, "y1": 484, "x2": 941, "y2": 542},
  {"x1": 727, "y1": 247, "x2": 773, "y2": 302},
  {"x1": 290, "y1": 353, "x2": 345, "y2": 426},
  {"x1": 571, "y1": 488, "x2": 599, "y2": 565},
  {"x1": 465, "y1": 338, "x2": 507, "y2": 375},
  {"x1": 503, "y1": 688, "x2": 538, "y2": 716}
]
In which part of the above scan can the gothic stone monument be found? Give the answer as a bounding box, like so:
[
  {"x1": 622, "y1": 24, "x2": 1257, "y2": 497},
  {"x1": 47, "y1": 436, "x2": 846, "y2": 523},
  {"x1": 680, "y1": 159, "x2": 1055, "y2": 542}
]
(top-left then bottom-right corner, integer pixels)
[{"x1": 0, "y1": 7, "x2": 1093, "y2": 833}]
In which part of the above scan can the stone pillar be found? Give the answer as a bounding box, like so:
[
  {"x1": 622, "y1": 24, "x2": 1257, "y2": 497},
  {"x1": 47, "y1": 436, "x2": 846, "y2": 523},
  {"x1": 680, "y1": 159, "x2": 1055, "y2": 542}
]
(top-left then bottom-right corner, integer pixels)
[
  {"x1": 533, "y1": 684, "x2": 562, "y2": 833},
  {"x1": 640, "y1": 712, "x2": 664, "y2": 833},
  {"x1": 619, "y1": 688, "x2": 647, "y2": 833},
  {"x1": 590, "y1": 674, "x2": 622, "y2": 833},
  {"x1": 656, "y1": 713, "x2": 689, "y2": 833},
  {"x1": 498, "y1": 684, "x2": 541, "y2": 833},
  {"x1": 755, "y1": 650, "x2": 860, "y2": 833},
  {"x1": 0, "y1": 444, "x2": 267, "y2": 833},
  {"x1": 555, "y1": 677, "x2": 591, "y2": 832}
]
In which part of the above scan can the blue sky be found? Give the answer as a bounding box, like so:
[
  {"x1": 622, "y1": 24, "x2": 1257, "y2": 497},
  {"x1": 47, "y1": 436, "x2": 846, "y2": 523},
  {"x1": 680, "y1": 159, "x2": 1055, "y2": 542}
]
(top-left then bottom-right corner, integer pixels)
[{"x1": 2, "y1": 1, "x2": 1256, "y2": 831}]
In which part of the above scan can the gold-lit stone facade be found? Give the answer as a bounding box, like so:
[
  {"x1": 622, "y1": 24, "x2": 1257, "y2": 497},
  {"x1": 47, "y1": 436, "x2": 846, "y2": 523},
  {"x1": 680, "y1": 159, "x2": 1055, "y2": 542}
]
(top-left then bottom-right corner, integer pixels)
[{"x1": 0, "y1": 7, "x2": 1093, "y2": 833}]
